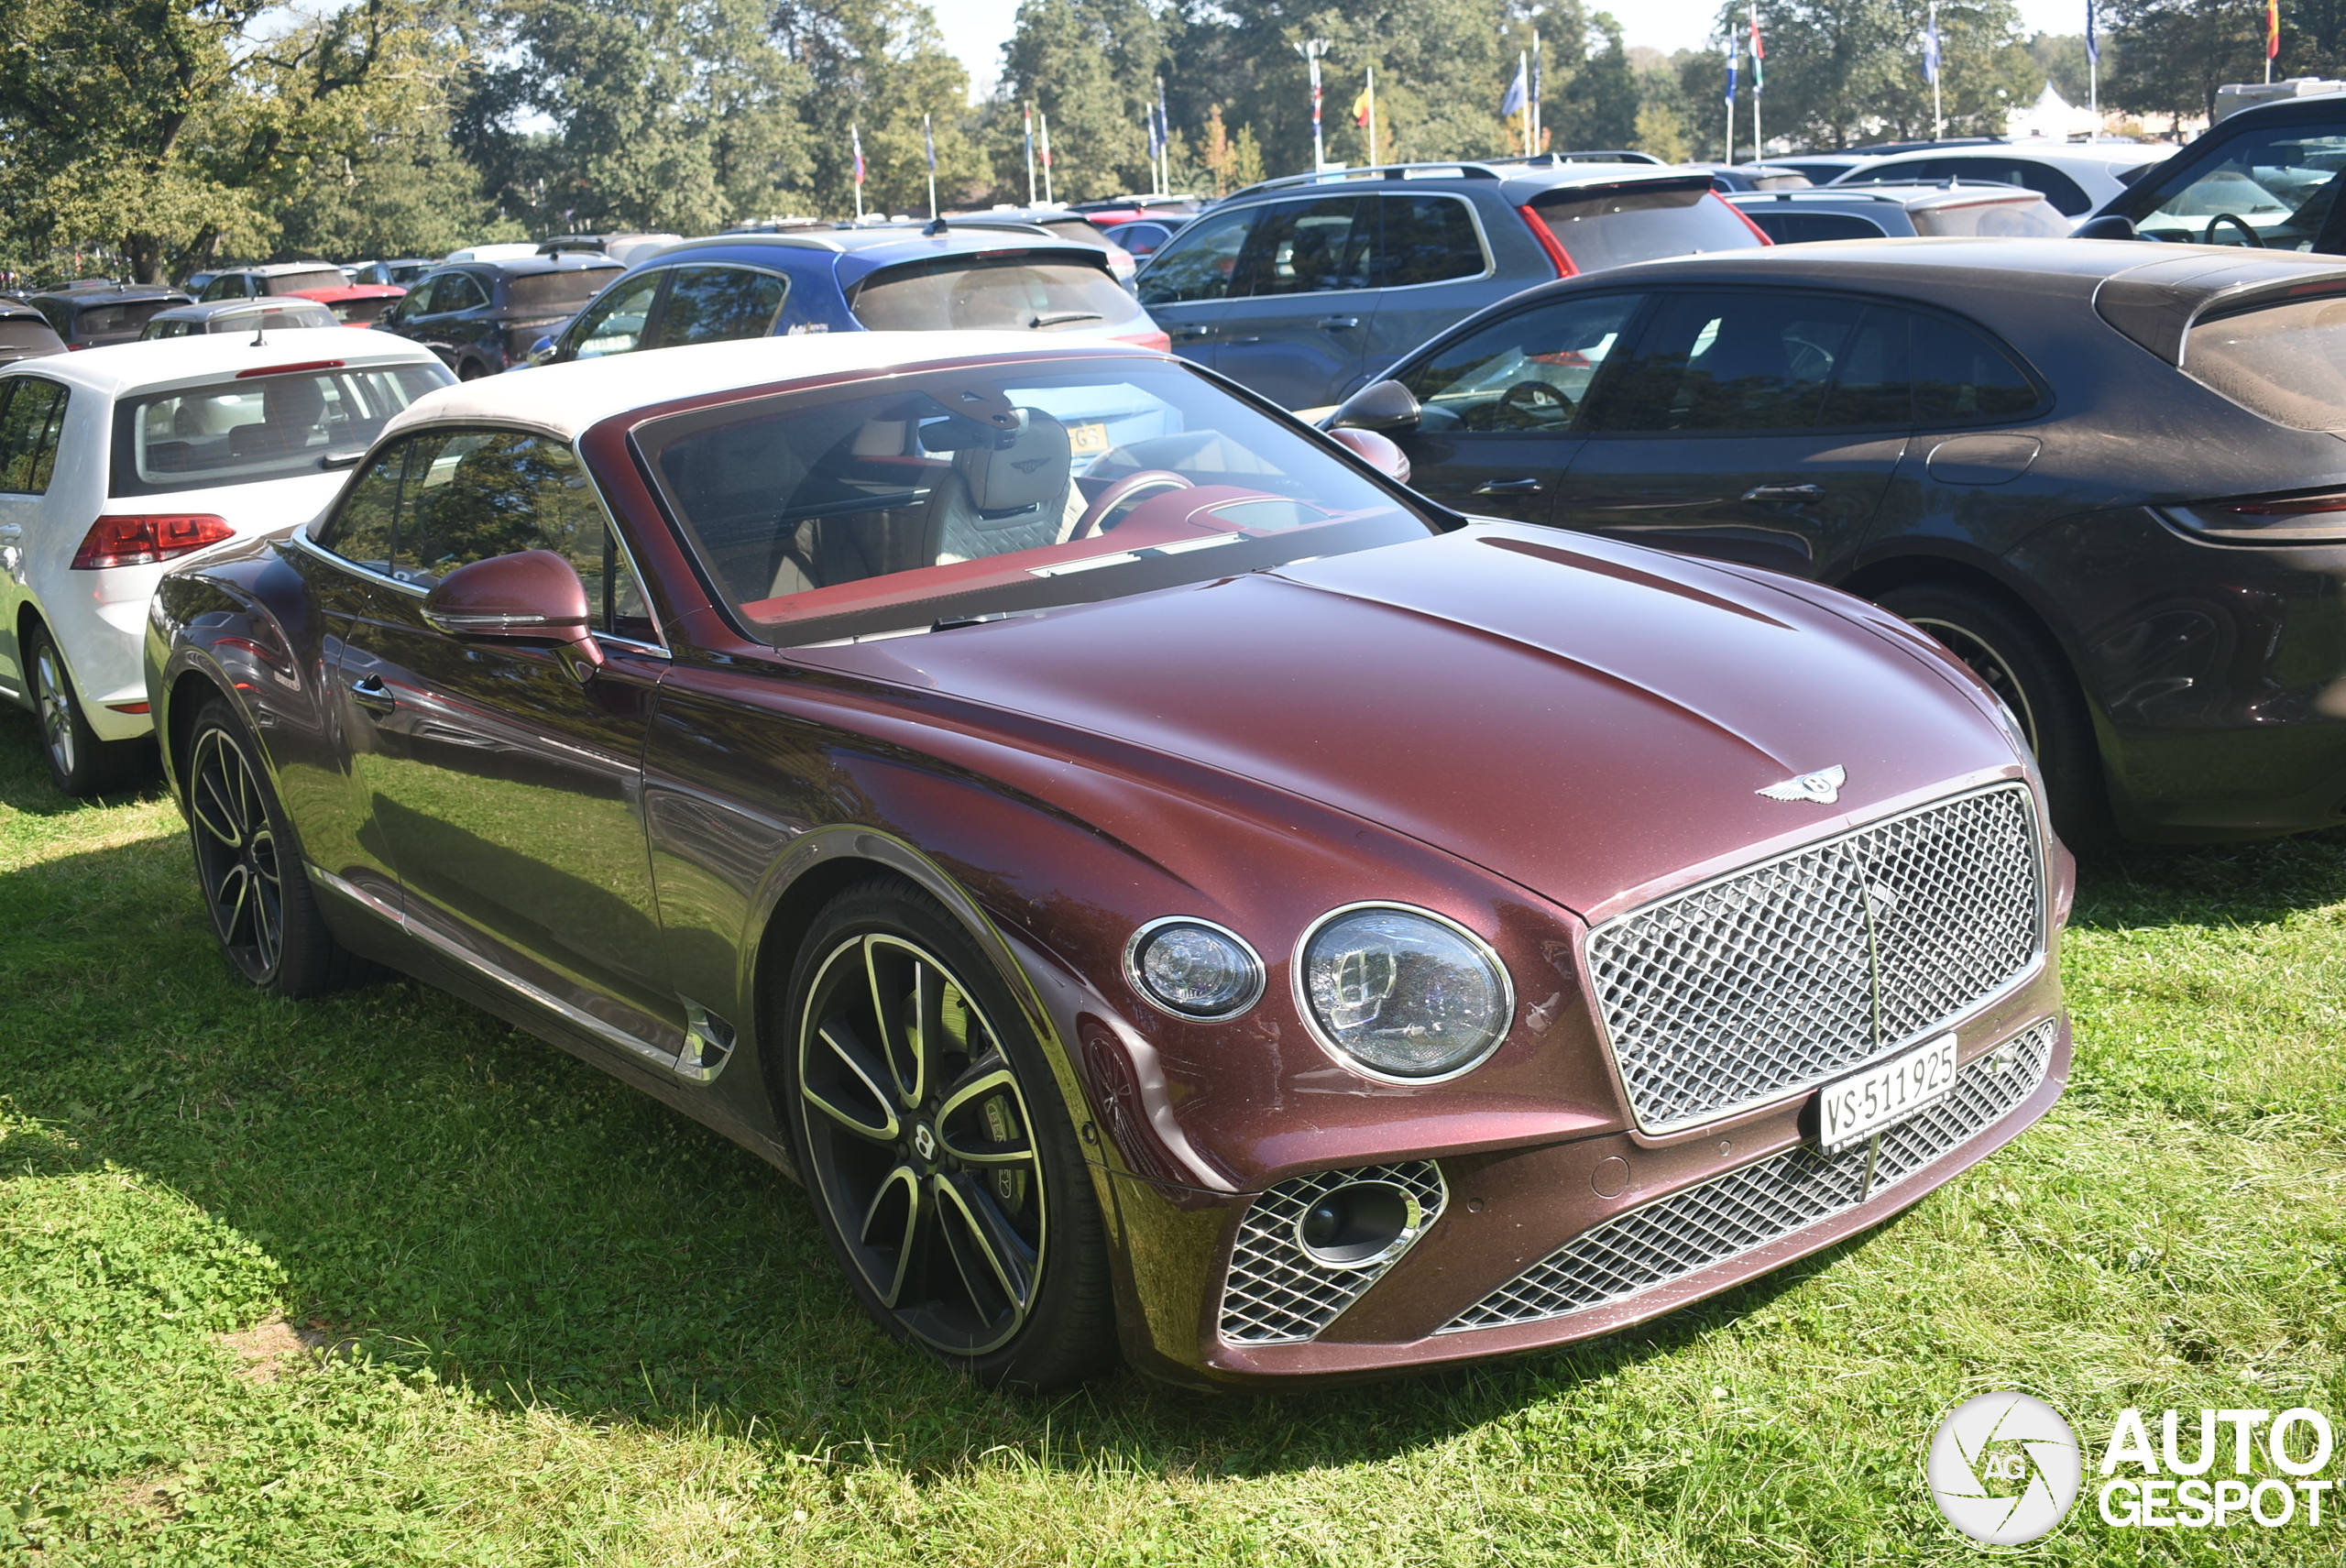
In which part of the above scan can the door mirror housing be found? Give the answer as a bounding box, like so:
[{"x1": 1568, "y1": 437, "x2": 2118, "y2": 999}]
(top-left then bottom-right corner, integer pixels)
[
  {"x1": 1326, "y1": 426, "x2": 1413, "y2": 484},
  {"x1": 1328, "y1": 378, "x2": 1421, "y2": 433},
  {"x1": 421, "y1": 550, "x2": 604, "y2": 673},
  {"x1": 2071, "y1": 213, "x2": 2139, "y2": 241}
]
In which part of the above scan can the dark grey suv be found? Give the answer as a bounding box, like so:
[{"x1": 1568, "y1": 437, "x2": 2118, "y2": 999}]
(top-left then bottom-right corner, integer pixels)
[{"x1": 1134, "y1": 159, "x2": 1768, "y2": 410}]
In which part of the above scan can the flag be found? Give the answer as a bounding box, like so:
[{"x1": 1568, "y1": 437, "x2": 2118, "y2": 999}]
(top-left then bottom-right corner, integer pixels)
[
  {"x1": 1724, "y1": 36, "x2": 1738, "y2": 108},
  {"x1": 1157, "y1": 79, "x2": 1171, "y2": 153},
  {"x1": 924, "y1": 113, "x2": 936, "y2": 171},
  {"x1": 1501, "y1": 56, "x2": 1529, "y2": 119},
  {"x1": 1040, "y1": 110, "x2": 1053, "y2": 169},
  {"x1": 2086, "y1": 0, "x2": 2098, "y2": 64},
  {"x1": 2268, "y1": 0, "x2": 2281, "y2": 59},
  {"x1": 1353, "y1": 87, "x2": 1372, "y2": 128},
  {"x1": 1023, "y1": 103, "x2": 1034, "y2": 165},
  {"x1": 851, "y1": 124, "x2": 865, "y2": 185},
  {"x1": 1749, "y1": 5, "x2": 1765, "y2": 93},
  {"x1": 1922, "y1": 13, "x2": 1941, "y2": 85}
]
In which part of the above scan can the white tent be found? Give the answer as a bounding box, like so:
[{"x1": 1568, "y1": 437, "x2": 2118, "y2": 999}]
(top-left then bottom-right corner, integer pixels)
[{"x1": 2008, "y1": 83, "x2": 2102, "y2": 142}]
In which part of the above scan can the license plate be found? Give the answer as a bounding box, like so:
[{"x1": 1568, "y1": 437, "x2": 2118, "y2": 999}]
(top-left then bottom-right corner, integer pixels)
[
  {"x1": 1068, "y1": 422, "x2": 1110, "y2": 455},
  {"x1": 1816, "y1": 1033, "x2": 1959, "y2": 1156}
]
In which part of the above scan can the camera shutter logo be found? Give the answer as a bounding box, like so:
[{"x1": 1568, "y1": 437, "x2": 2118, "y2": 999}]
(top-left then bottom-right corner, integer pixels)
[{"x1": 1928, "y1": 1391, "x2": 2083, "y2": 1548}]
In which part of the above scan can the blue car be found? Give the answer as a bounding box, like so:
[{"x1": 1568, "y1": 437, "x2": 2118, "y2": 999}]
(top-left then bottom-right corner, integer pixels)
[{"x1": 531, "y1": 224, "x2": 1168, "y2": 366}]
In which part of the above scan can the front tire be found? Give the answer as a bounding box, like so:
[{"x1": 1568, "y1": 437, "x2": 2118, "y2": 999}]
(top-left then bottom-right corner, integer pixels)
[
  {"x1": 1875, "y1": 582, "x2": 2108, "y2": 849},
  {"x1": 184, "y1": 699, "x2": 375, "y2": 997},
  {"x1": 778, "y1": 877, "x2": 1116, "y2": 1388},
  {"x1": 27, "y1": 625, "x2": 146, "y2": 798}
]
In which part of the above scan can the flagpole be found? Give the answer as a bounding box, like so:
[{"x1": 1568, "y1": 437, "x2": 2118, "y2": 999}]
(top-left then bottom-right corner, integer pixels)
[
  {"x1": 1749, "y1": 5, "x2": 1762, "y2": 160},
  {"x1": 1724, "y1": 36, "x2": 1737, "y2": 164},
  {"x1": 1367, "y1": 65, "x2": 1378, "y2": 165},
  {"x1": 1024, "y1": 103, "x2": 1036, "y2": 205},
  {"x1": 1530, "y1": 31, "x2": 1541, "y2": 155},
  {"x1": 1039, "y1": 109, "x2": 1055, "y2": 203},
  {"x1": 924, "y1": 113, "x2": 938, "y2": 224},
  {"x1": 2087, "y1": 1, "x2": 2099, "y2": 130},
  {"x1": 1298, "y1": 39, "x2": 1328, "y2": 172},
  {"x1": 1931, "y1": 2, "x2": 1943, "y2": 140},
  {"x1": 852, "y1": 123, "x2": 865, "y2": 220}
]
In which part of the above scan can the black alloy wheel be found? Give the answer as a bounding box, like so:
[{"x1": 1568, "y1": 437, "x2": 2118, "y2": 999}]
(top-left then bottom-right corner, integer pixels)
[
  {"x1": 784, "y1": 878, "x2": 1114, "y2": 1387},
  {"x1": 184, "y1": 699, "x2": 374, "y2": 996},
  {"x1": 27, "y1": 625, "x2": 145, "y2": 798},
  {"x1": 1876, "y1": 582, "x2": 2108, "y2": 850}
]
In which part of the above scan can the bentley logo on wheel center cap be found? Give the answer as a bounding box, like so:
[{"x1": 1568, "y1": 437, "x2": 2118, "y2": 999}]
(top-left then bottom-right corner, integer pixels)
[{"x1": 912, "y1": 1123, "x2": 938, "y2": 1161}]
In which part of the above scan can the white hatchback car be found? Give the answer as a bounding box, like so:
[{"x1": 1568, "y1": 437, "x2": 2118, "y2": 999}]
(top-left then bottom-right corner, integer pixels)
[{"x1": 0, "y1": 328, "x2": 452, "y2": 794}]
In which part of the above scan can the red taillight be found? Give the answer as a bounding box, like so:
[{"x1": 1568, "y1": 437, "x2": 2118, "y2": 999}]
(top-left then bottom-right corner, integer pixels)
[
  {"x1": 71, "y1": 513, "x2": 235, "y2": 570},
  {"x1": 106, "y1": 701, "x2": 151, "y2": 715},
  {"x1": 235, "y1": 359, "x2": 343, "y2": 379},
  {"x1": 1112, "y1": 330, "x2": 1173, "y2": 352},
  {"x1": 2221, "y1": 493, "x2": 2346, "y2": 515},
  {"x1": 1717, "y1": 192, "x2": 1774, "y2": 246},
  {"x1": 1517, "y1": 204, "x2": 1578, "y2": 279}
]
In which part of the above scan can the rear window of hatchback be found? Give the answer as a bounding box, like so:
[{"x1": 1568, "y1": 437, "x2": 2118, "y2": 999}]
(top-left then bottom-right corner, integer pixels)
[
  {"x1": 109, "y1": 362, "x2": 453, "y2": 497},
  {"x1": 1527, "y1": 181, "x2": 1765, "y2": 271},
  {"x1": 849, "y1": 255, "x2": 1146, "y2": 334}
]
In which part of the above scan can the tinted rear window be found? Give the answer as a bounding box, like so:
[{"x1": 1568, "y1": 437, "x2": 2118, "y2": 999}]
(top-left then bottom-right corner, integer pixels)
[
  {"x1": 0, "y1": 321, "x2": 64, "y2": 352},
  {"x1": 1529, "y1": 184, "x2": 1763, "y2": 271},
  {"x1": 1908, "y1": 198, "x2": 2069, "y2": 239},
  {"x1": 509, "y1": 269, "x2": 619, "y2": 311},
  {"x1": 1745, "y1": 210, "x2": 1894, "y2": 243},
  {"x1": 267, "y1": 269, "x2": 348, "y2": 294},
  {"x1": 850, "y1": 257, "x2": 1144, "y2": 332},
  {"x1": 2182, "y1": 296, "x2": 2346, "y2": 432},
  {"x1": 73, "y1": 300, "x2": 175, "y2": 340},
  {"x1": 111, "y1": 363, "x2": 452, "y2": 496}
]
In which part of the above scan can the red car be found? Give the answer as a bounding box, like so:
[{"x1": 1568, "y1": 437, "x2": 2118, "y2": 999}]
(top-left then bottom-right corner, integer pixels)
[
  {"x1": 198, "y1": 262, "x2": 405, "y2": 327},
  {"x1": 147, "y1": 333, "x2": 2070, "y2": 1388}
]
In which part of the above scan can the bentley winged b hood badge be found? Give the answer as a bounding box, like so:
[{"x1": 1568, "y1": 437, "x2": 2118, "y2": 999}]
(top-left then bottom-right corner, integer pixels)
[{"x1": 1757, "y1": 764, "x2": 1847, "y2": 804}]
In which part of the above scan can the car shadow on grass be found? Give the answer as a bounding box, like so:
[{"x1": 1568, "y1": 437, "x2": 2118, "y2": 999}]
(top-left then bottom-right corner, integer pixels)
[
  {"x1": 2071, "y1": 825, "x2": 2346, "y2": 932},
  {"x1": 0, "y1": 707, "x2": 167, "y2": 817}
]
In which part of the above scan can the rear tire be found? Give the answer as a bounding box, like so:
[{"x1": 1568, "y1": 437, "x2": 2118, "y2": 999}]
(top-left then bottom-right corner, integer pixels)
[
  {"x1": 777, "y1": 876, "x2": 1118, "y2": 1389},
  {"x1": 184, "y1": 698, "x2": 376, "y2": 997},
  {"x1": 1874, "y1": 582, "x2": 2108, "y2": 850},
  {"x1": 27, "y1": 626, "x2": 146, "y2": 798}
]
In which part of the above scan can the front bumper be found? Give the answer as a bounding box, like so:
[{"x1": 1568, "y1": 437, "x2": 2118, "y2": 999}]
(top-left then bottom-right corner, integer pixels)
[{"x1": 1112, "y1": 981, "x2": 2067, "y2": 1388}]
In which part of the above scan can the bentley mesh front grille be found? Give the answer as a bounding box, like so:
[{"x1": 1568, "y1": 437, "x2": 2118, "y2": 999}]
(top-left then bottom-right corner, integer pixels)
[
  {"x1": 1219, "y1": 1162, "x2": 1447, "y2": 1345},
  {"x1": 1440, "y1": 1016, "x2": 2055, "y2": 1333},
  {"x1": 1587, "y1": 783, "x2": 2042, "y2": 1134}
]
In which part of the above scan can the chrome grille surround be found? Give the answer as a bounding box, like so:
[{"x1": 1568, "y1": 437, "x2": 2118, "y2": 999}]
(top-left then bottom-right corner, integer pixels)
[
  {"x1": 1439, "y1": 1016, "x2": 2055, "y2": 1333},
  {"x1": 1218, "y1": 1161, "x2": 1447, "y2": 1345},
  {"x1": 1586, "y1": 782, "x2": 2044, "y2": 1135}
]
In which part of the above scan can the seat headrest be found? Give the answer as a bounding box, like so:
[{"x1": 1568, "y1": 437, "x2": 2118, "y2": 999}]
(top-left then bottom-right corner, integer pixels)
[{"x1": 954, "y1": 408, "x2": 1070, "y2": 521}]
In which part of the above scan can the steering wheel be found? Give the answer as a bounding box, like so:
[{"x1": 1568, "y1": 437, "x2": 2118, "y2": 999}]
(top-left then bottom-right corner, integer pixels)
[
  {"x1": 2205, "y1": 214, "x2": 2266, "y2": 247},
  {"x1": 1072, "y1": 470, "x2": 1194, "y2": 538},
  {"x1": 1495, "y1": 379, "x2": 1572, "y2": 428}
]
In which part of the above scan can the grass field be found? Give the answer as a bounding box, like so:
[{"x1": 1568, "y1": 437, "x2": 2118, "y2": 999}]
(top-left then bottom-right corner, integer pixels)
[{"x1": 3, "y1": 702, "x2": 2342, "y2": 1565}]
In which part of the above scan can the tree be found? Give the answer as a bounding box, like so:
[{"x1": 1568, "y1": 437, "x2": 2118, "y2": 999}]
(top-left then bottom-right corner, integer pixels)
[
  {"x1": 998, "y1": 0, "x2": 1169, "y2": 199},
  {"x1": 2026, "y1": 31, "x2": 2095, "y2": 105},
  {"x1": 776, "y1": 0, "x2": 982, "y2": 217},
  {"x1": 2105, "y1": 0, "x2": 2265, "y2": 124},
  {"x1": 1713, "y1": 0, "x2": 2034, "y2": 151}
]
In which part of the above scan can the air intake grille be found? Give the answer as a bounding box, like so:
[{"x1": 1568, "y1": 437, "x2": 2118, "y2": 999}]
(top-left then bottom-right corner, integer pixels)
[
  {"x1": 1219, "y1": 1162, "x2": 1446, "y2": 1345},
  {"x1": 1587, "y1": 783, "x2": 2042, "y2": 1134},
  {"x1": 1440, "y1": 1016, "x2": 2055, "y2": 1333}
]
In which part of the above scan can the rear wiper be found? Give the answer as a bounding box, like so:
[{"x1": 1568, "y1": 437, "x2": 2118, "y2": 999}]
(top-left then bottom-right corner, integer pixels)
[{"x1": 1031, "y1": 312, "x2": 1103, "y2": 328}]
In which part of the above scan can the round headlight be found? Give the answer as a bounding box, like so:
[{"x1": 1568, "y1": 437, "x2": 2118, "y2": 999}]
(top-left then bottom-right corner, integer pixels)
[
  {"x1": 1125, "y1": 917, "x2": 1266, "y2": 1021},
  {"x1": 1299, "y1": 905, "x2": 1513, "y2": 1080}
]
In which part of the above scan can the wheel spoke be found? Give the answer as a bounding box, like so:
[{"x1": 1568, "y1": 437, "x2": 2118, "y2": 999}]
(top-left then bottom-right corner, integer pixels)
[
  {"x1": 933, "y1": 1170, "x2": 1036, "y2": 1321},
  {"x1": 934, "y1": 1065, "x2": 1036, "y2": 1167},
  {"x1": 802, "y1": 1018, "x2": 901, "y2": 1143},
  {"x1": 856, "y1": 1163, "x2": 924, "y2": 1308},
  {"x1": 248, "y1": 828, "x2": 282, "y2": 970},
  {"x1": 192, "y1": 763, "x2": 243, "y2": 850},
  {"x1": 861, "y1": 936, "x2": 926, "y2": 1108},
  {"x1": 217, "y1": 862, "x2": 252, "y2": 944}
]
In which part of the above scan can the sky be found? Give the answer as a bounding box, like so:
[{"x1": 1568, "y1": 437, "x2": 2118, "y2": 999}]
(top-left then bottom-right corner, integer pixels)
[{"x1": 935, "y1": 0, "x2": 2099, "y2": 103}]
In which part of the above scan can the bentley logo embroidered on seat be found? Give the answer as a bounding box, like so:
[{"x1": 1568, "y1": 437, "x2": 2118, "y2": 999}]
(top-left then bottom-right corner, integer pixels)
[
  {"x1": 1011, "y1": 455, "x2": 1054, "y2": 474},
  {"x1": 1757, "y1": 764, "x2": 1846, "y2": 804}
]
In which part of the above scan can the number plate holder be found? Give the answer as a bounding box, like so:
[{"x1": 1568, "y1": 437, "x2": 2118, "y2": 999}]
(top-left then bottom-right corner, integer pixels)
[{"x1": 1814, "y1": 1032, "x2": 1959, "y2": 1157}]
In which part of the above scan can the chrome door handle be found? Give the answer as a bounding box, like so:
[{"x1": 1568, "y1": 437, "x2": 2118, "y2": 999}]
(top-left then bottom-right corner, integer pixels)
[
  {"x1": 1318, "y1": 315, "x2": 1361, "y2": 329},
  {"x1": 1170, "y1": 324, "x2": 1213, "y2": 341},
  {"x1": 1742, "y1": 483, "x2": 1825, "y2": 503},
  {"x1": 1228, "y1": 334, "x2": 1263, "y2": 345},
  {"x1": 1473, "y1": 477, "x2": 1545, "y2": 496},
  {"x1": 349, "y1": 674, "x2": 398, "y2": 714}
]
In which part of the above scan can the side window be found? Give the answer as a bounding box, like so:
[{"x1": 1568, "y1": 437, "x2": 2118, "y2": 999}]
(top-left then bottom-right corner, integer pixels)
[
  {"x1": 1814, "y1": 307, "x2": 1914, "y2": 426},
  {"x1": 570, "y1": 273, "x2": 663, "y2": 358},
  {"x1": 1749, "y1": 211, "x2": 1891, "y2": 243},
  {"x1": 314, "y1": 444, "x2": 411, "y2": 576},
  {"x1": 1136, "y1": 206, "x2": 1258, "y2": 305},
  {"x1": 1592, "y1": 291, "x2": 1877, "y2": 433},
  {"x1": 437, "y1": 273, "x2": 489, "y2": 313},
  {"x1": 199, "y1": 276, "x2": 238, "y2": 302},
  {"x1": 1912, "y1": 313, "x2": 2040, "y2": 423},
  {"x1": 1238, "y1": 196, "x2": 1372, "y2": 296},
  {"x1": 397, "y1": 278, "x2": 439, "y2": 318},
  {"x1": 2122, "y1": 129, "x2": 2346, "y2": 249},
  {"x1": 1405, "y1": 293, "x2": 1642, "y2": 433},
  {"x1": 1983, "y1": 159, "x2": 2090, "y2": 216},
  {"x1": 1376, "y1": 195, "x2": 1485, "y2": 287},
  {"x1": 645, "y1": 266, "x2": 786, "y2": 349},
  {"x1": 0, "y1": 379, "x2": 69, "y2": 494}
]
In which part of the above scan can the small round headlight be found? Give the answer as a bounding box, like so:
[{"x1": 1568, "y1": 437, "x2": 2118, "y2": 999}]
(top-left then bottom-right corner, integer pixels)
[
  {"x1": 1125, "y1": 918, "x2": 1265, "y2": 1021},
  {"x1": 1299, "y1": 905, "x2": 1513, "y2": 1080}
]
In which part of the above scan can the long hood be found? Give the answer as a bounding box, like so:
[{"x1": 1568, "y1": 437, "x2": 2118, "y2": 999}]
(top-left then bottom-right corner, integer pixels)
[{"x1": 802, "y1": 523, "x2": 2021, "y2": 918}]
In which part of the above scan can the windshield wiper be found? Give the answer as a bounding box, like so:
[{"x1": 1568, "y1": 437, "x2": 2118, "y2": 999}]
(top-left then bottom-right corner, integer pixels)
[{"x1": 1031, "y1": 311, "x2": 1103, "y2": 328}]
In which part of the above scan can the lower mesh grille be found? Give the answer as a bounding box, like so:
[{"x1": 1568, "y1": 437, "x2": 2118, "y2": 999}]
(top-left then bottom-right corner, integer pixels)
[
  {"x1": 1219, "y1": 1162, "x2": 1447, "y2": 1345},
  {"x1": 1440, "y1": 1017, "x2": 2056, "y2": 1333}
]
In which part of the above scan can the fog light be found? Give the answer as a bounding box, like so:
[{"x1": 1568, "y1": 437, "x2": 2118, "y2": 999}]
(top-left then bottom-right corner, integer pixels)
[
  {"x1": 1291, "y1": 1179, "x2": 1423, "y2": 1268},
  {"x1": 1125, "y1": 917, "x2": 1265, "y2": 1021}
]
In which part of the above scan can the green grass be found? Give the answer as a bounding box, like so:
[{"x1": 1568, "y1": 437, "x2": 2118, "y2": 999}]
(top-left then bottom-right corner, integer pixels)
[{"x1": 3, "y1": 702, "x2": 2341, "y2": 1564}]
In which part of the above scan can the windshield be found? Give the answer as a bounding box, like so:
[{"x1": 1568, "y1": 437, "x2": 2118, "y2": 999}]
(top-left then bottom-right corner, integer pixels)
[
  {"x1": 640, "y1": 356, "x2": 1437, "y2": 647},
  {"x1": 111, "y1": 363, "x2": 452, "y2": 497},
  {"x1": 509, "y1": 269, "x2": 618, "y2": 311},
  {"x1": 2121, "y1": 128, "x2": 2346, "y2": 248},
  {"x1": 268, "y1": 269, "x2": 347, "y2": 295},
  {"x1": 850, "y1": 257, "x2": 1145, "y2": 333},
  {"x1": 1528, "y1": 184, "x2": 1762, "y2": 271}
]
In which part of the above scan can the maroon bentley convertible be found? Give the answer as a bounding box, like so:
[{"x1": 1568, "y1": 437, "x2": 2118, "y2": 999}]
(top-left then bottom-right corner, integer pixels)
[{"x1": 147, "y1": 332, "x2": 2071, "y2": 1388}]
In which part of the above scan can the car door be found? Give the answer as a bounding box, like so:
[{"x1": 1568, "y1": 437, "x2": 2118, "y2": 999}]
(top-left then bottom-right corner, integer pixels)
[
  {"x1": 1384, "y1": 290, "x2": 1646, "y2": 525},
  {"x1": 433, "y1": 270, "x2": 495, "y2": 368},
  {"x1": 1135, "y1": 202, "x2": 1262, "y2": 372},
  {"x1": 321, "y1": 424, "x2": 681, "y2": 1058},
  {"x1": 1359, "y1": 192, "x2": 1515, "y2": 393},
  {"x1": 0, "y1": 376, "x2": 71, "y2": 700},
  {"x1": 1553, "y1": 289, "x2": 1907, "y2": 578},
  {"x1": 1211, "y1": 195, "x2": 1377, "y2": 410},
  {"x1": 641, "y1": 264, "x2": 790, "y2": 350},
  {"x1": 556, "y1": 269, "x2": 666, "y2": 361},
  {"x1": 384, "y1": 275, "x2": 444, "y2": 357}
]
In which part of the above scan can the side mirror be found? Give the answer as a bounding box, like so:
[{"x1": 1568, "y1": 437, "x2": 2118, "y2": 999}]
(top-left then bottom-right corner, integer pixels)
[
  {"x1": 1327, "y1": 426, "x2": 1412, "y2": 484},
  {"x1": 2071, "y1": 213, "x2": 2140, "y2": 241},
  {"x1": 1328, "y1": 378, "x2": 1421, "y2": 433},
  {"x1": 421, "y1": 549, "x2": 603, "y2": 674},
  {"x1": 528, "y1": 334, "x2": 559, "y2": 367}
]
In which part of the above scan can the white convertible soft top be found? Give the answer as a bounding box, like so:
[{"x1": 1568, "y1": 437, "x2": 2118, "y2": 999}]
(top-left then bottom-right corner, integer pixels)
[{"x1": 8, "y1": 327, "x2": 443, "y2": 399}]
